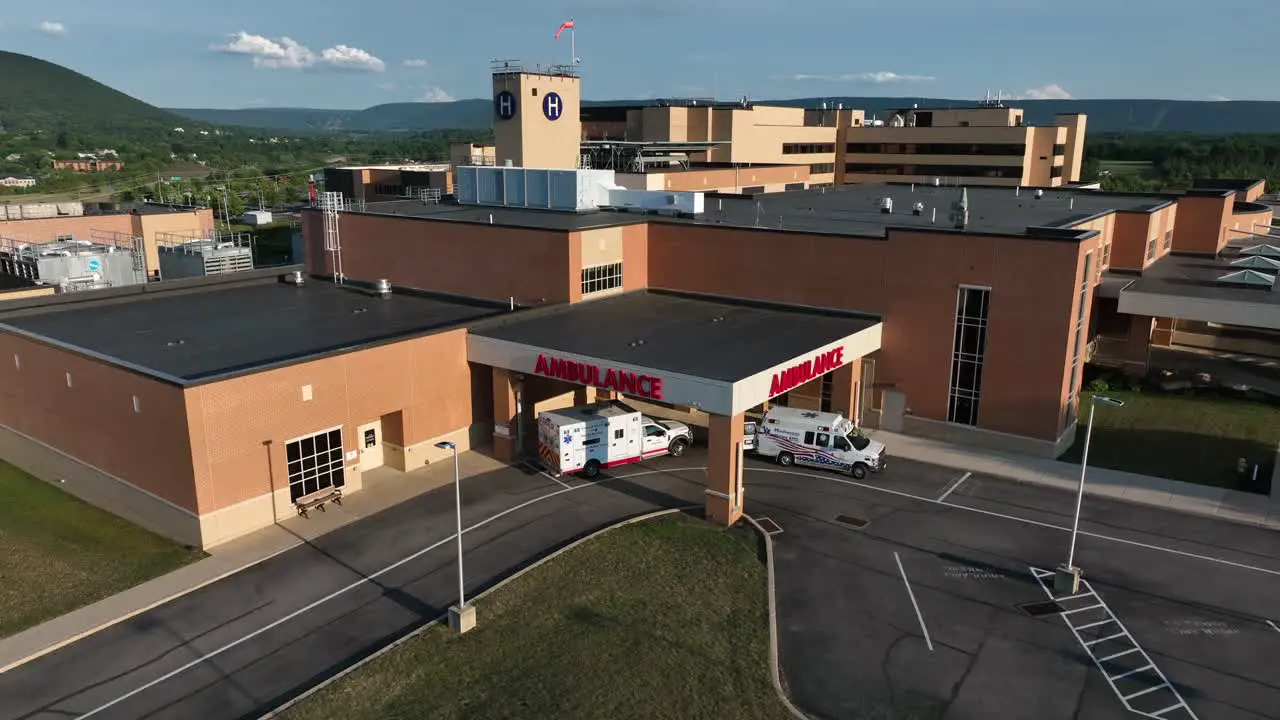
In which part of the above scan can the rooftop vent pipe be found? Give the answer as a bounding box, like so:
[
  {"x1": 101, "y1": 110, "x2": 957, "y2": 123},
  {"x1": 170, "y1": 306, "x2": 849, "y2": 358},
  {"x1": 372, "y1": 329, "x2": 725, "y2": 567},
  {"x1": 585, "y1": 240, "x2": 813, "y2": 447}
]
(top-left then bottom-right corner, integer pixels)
[
  {"x1": 375, "y1": 278, "x2": 392, "y2": 297},
  {"x1": 286, "y1": 270, "x2": 304, "y2": 286}
]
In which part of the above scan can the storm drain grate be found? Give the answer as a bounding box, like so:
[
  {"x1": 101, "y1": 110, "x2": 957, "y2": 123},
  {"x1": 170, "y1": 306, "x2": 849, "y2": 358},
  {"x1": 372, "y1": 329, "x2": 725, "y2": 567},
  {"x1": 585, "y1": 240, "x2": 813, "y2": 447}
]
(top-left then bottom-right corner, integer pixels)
[
  {"x1": 755, "y1": 517, "x2": 783, "y2": 535},
  {"x1": 833, "y1": 515, "x2": 869, "y2": 530},
  {"x1": 1017, "y1": 600, "x2": 1066, "y2": 617}
]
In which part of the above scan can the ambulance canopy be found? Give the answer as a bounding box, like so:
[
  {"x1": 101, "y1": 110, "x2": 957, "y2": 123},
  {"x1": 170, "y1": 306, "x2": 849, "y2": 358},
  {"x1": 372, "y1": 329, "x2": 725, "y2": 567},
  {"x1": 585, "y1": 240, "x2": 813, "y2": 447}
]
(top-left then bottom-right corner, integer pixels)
[{"x1": 467, "y1": 289, "x2": 882, "y2": 417}]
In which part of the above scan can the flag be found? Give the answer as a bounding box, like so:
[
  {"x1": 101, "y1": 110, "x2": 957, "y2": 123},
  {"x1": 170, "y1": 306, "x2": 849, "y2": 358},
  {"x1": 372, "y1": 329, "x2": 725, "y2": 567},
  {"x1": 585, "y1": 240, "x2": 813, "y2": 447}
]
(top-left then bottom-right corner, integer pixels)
[{"x1": 555, "y1": 19, "x2": 575, "y2": 39}]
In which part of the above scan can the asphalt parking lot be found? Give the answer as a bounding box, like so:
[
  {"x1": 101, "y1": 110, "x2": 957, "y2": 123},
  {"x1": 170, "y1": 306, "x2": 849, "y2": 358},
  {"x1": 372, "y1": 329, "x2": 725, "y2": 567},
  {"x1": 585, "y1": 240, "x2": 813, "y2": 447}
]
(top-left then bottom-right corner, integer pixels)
[
  {"x1": 2, "y1": 441, "x2": 1277, "y2": 720},
  {"x1": 745, "y1": 455, "x2": 1280, "y2": 720}
]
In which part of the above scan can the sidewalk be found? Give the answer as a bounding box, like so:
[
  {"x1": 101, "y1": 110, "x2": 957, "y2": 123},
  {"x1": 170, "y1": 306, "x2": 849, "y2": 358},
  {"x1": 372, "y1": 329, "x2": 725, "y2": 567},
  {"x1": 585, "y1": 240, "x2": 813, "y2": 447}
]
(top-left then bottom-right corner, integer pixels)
[
  {"x1": 621, "y1": 398, "x2": 1280, "y2": 530},
  {"x1": 870, "y1": 429, "x2": 1280, "y2": 530},
  {"x1": 0, "y1": 451, "x2": 508, "y2": 675}
]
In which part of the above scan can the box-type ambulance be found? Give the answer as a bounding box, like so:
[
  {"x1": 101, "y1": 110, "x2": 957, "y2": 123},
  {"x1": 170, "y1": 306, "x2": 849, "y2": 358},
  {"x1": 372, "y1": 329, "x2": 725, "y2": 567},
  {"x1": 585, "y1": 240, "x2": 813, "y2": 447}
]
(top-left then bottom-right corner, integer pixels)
[
  {"x1": 755, "y1": 407, "x2": 886, "y2": 479},
  {"x1": 538, "y1": 401, "x2": 693, "y2": 478}
]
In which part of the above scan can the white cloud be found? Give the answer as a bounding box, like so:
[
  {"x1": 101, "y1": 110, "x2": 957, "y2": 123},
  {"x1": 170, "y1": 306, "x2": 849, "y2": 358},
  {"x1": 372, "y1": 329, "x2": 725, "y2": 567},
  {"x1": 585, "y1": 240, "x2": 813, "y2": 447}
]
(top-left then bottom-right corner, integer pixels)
[
  {"x1": 403, "y1": 58, "x2": 428, "y2": 68},
  {"x1": 321, "y1": 45, "x2": 386, "y2": 72},
  {"x1": 211, "y1": 31, "x2": 385, "y2": 72},
  {"x1": 1018, "y1": 84, "x2": 1073, "y2": 100},
  {"x1": 37, "y1": 21, "x2": 67, "y2": 37},
  {"x1": 417, "y1": 86, "x2": 455, "y2": 103},
  {"x1": 791, "y1": 71, "x2": 935, "y2": 84}
]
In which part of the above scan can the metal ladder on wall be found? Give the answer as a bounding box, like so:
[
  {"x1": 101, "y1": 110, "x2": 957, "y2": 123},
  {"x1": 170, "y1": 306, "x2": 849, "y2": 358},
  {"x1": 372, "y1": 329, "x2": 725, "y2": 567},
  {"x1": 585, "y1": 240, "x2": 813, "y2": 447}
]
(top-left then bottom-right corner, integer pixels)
[{"x1": 1029, "y1": 567, "x2": 1198, "y2": 720}]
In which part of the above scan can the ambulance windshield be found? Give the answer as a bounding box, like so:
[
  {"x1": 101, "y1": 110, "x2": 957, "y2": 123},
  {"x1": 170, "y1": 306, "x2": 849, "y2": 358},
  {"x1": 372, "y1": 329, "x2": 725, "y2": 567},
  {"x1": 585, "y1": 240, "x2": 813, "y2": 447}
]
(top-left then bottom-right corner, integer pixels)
[{"x1": 848, "y1": 434, "x2": 871, "y2": 451}]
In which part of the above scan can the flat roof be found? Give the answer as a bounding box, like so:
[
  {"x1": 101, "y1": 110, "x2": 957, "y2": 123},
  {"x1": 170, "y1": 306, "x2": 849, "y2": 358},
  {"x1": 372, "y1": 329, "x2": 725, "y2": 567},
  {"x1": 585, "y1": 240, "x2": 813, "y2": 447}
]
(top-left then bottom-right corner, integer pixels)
[
  {"x1": 680, "y1": 183, "x2": 1171, "y2": 238},
  {"x1": 1119, "y1": 245, "x2": 1280, "y2": 307},
  {"x1": 346, "y1": 200, "x2": 652, "y2": 232},
  {"x1": 0, "y1": 271, "x2": 511, "y2": 383},
  {"x1": 469, "y1": 289, "x2": 880, "y2": 382}
]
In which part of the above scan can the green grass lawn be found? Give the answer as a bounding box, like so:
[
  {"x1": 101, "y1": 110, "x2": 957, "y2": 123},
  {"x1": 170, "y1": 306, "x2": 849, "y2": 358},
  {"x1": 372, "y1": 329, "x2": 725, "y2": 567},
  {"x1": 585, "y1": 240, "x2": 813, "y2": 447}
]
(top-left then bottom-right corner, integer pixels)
[
  {"x1": 1060, "y1": 390, "x2": 1280, "y2": 491},
  {"x1": 0, "y1": 461, "x2": 204, "y2": 639},
  {"x1": 1097, "y1": 160, "x2": 1156, "y2": 177},
  {"x1": 281, "y1": 516, "x2": 791, "y2": 720}
]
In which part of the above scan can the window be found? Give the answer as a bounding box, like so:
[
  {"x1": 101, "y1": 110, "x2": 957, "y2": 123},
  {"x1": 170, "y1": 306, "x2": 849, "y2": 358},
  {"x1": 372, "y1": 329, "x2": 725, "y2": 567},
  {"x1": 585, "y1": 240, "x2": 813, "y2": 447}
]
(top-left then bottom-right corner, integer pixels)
[
  {"x1": 1052, "y1": 144, "x2": 1066, "y2": 156},
  {"x1": 581, "y1": 262, "x2": 623, "y2": 295},
  {"x1": 820, "y1": 373, "x2": 834, "y2": 413},
  {"x1": 834, "y1": 436, "x2": 851, "y2": 451},
  {"x1": 1146, "y1": 237, "x2": 1157, "y2": 261},
  {"x1": 785, "y1": 182, "x2": 806, "y2": 191},
  {"x1": 803, "y1": 431, "x2": 815, "y2": 445},
  {"x1": 1065, "y1": 252, "x2": 1092, "y2": 428},
  {"x1": 947, "y1": 286, "x2": 991, "y2": 426},
  {"x1": 1050, "y1": 166, "x2": 1064, "y2": 178},
  {"x1": 815, "y1": 433, "x2": 830, "y2": 448},
  {"x1": 1102, "y1": 243, "x2": 1112, "y2": 267},
  {"x1": 55, "y1": 234, "x2": 73, "y2": 242},
  {"x1": 1163, "y1": 229, "x2": 1173, "y2": 251},
  {"x1": 613, "y1": 428, "x2": 625, "y2": 440},
  {"x1": 741, "y1": 185, "x2": 765, "y2": 194},
  {"x1": 285, "y1": 428, "x2": 345, "y2": 503},
  {"x1": 644, "y1": 425, "x2": 665, "y2": 437},
  {"x1": 809, "y1": 163, "x2": 834, "y2": 174},
  {"x1": 782, "y1": 142, "x2": 835, "y2": 155}
]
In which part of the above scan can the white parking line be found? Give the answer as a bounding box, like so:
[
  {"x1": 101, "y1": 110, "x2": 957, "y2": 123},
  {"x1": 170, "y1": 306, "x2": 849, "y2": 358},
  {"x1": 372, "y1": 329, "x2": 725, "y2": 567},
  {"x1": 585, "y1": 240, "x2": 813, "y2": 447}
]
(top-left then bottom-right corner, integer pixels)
[
  {"x1": 751, "y1": 468, "x2": 1280, "y2": 579},
  {"x1": 937, "y1": 472, "x2": 971, "y2": 502},
  {"x1": 74, "y1": 465, "x2": 707, "y2": 719},
  {"x1": 893, "y1": 551, "x2": 934, "y2": 652}
]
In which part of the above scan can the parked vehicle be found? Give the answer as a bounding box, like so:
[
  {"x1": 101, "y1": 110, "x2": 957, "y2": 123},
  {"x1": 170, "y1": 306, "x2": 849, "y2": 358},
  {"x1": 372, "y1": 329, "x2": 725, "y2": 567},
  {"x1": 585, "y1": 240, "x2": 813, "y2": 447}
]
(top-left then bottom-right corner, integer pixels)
[
  {"x1": 538, "y1": 401, "x2": 693, "y2": 478},
  {"x1": 744, "y1": 420, "x2": 758, "y2": 453},
  {"x1": 755, "y1": 407, "x2": 886, "y2": 479}
]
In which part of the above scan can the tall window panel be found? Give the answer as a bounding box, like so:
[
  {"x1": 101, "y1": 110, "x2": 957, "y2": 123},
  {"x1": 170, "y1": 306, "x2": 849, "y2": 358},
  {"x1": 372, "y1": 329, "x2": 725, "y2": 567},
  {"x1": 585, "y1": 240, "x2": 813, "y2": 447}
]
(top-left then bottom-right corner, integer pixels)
[
  {"x1": 948, "y1": 286, "x2": 991, "y2": 426},
  {"x1": 1065, "y1": 252, "x2": 1093, "y2": 428},
  {"x1": 285, "y1": 428, "x2": 345, "y2": 503}
]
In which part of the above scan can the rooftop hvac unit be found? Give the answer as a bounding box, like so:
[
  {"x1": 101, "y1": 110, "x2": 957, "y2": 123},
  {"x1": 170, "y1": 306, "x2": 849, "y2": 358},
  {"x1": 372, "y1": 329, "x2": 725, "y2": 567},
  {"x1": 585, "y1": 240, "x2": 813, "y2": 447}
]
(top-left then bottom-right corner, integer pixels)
[{"x1": 880, "y1": 197, "x2": 894, "y2": 214}]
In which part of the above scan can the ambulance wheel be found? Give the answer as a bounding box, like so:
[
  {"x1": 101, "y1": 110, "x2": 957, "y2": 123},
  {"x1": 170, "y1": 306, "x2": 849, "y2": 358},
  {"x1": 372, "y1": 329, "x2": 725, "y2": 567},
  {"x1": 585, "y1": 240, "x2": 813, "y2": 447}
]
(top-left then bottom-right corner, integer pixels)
[
  {"x1": 850, "y1": 463, "x2": 868, "y2": 479},
  {"x1": 777, "y1": 452, "x2": 794, "y2": 467},
  {"x1": 584, "y1": 460, "x2": 602, "y2": 479},
  {"x1": 668, "y1": 438, "x2": 689, "y2": 457}
]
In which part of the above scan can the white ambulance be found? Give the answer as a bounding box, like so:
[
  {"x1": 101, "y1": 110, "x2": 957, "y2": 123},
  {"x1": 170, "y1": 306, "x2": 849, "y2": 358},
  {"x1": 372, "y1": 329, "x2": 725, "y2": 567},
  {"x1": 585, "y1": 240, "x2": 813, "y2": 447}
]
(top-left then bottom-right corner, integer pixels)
[
  {"x1": 755, "y1": 407, "x2": 886, "y2": 479},
  {"x1": 537, "y1": 401, "x2": 693, "y2": 479}
]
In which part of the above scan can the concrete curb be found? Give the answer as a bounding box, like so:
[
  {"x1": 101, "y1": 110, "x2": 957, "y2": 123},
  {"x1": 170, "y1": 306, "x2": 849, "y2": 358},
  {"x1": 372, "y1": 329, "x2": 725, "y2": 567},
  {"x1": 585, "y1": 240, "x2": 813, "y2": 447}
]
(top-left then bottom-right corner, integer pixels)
[
  {"x1": 256, "y1": 505, "x2": 699, "y2": 719},
  {"x1": 742, "y1": 515, "x2": 815, "y2": 720},
  {"x1": 0, "y1": 540, "x2": 304, "y2": 675}
]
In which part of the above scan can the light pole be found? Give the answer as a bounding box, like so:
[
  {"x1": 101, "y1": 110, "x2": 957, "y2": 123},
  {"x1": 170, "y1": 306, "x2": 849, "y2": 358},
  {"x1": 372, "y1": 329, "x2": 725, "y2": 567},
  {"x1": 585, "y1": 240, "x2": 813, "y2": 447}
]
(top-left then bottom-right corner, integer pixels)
[
  {"x1": 435, "y1": 440, "x2": 476, "y2": 634},
  {"x1": 1056, "y1": 394, "x2": 1125, "y2": 594}
]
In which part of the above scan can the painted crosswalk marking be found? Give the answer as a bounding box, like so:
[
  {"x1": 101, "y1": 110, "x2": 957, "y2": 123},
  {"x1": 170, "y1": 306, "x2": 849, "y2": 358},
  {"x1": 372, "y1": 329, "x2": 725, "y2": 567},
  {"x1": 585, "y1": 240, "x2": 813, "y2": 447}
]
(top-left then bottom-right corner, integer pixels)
[{"x1": 1029, "y1": 567, "x2": 1199, "y2": 720}]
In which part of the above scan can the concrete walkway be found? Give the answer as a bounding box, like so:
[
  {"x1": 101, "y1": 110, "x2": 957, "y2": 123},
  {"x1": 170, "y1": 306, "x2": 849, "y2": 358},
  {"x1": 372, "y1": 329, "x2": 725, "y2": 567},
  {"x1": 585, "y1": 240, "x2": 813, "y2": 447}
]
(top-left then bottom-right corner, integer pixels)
[
  {"x1": 869, "y1": 429, "x2": 1280, "y2": 530},
  {"x1": 621, "y1": 397, "x2": 1280, "y2": 530},
  {"x1": 0, "y1": 451, "x2": 508, "y2": 675}
]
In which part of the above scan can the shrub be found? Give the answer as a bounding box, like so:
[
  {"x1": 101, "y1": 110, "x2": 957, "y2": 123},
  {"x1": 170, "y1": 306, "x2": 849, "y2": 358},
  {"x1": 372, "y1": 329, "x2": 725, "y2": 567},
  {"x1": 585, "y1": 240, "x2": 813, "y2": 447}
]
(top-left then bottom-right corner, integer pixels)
[{"x1": 1088, "y1": 378, "x2": 1110, "y2": 393}]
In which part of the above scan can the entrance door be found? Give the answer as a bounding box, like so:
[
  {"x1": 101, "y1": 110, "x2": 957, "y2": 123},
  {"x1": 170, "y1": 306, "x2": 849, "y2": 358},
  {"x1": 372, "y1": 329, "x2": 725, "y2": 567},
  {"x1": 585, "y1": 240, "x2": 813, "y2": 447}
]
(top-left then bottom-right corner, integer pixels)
[{"x1": 358, "y1": 419, "x2": 384, "y2": 470}]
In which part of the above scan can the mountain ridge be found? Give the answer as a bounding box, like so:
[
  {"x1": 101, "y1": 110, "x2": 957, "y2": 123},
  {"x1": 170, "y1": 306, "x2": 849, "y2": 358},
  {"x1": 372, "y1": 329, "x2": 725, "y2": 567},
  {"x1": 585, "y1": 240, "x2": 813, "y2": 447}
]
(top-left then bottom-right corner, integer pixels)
[{"x1": 167, "y1": 97, "x2": 1280, "y2": 135}]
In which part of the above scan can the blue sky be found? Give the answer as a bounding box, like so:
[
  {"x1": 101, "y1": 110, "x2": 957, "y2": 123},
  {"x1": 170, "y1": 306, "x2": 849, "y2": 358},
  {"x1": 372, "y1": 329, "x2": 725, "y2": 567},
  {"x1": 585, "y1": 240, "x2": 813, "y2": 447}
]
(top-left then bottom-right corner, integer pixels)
[{"x1": 0, "y1": 0, "x2": 1273, "y2": 110}]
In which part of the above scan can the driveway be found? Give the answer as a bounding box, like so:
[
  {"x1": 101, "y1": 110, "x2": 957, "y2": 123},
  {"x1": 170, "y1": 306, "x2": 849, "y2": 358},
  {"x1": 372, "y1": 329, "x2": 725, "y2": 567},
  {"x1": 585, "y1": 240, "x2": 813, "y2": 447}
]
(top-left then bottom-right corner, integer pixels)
[
  {"x1": 2, "y1": 448, "x2": 1277, "y2": 720},
  {"x1": 0, "y1": 459, "x2": 709, "y2": 720},
  {"x1": 748, "y1": 459, "x2": 1280, "y2": 720}
]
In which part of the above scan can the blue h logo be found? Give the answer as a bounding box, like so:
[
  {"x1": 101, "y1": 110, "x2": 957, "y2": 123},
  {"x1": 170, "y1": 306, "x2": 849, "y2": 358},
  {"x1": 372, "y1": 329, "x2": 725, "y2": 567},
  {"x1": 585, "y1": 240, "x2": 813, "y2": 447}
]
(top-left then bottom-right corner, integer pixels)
[{"x1": 543, "y1": 92, "x2": 563, "y2": 121}]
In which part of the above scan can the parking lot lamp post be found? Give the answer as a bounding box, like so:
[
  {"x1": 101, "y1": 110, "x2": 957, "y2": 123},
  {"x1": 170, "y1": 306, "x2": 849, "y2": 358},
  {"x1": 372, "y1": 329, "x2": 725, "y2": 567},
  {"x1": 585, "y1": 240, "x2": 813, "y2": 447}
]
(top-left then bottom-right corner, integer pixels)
[
  {"x1": 436, "y1": 441, "x2": 476, "y2": 634},
  {"x1": 1056, "y1": 395, "x2": 1125, "y2": 594}
]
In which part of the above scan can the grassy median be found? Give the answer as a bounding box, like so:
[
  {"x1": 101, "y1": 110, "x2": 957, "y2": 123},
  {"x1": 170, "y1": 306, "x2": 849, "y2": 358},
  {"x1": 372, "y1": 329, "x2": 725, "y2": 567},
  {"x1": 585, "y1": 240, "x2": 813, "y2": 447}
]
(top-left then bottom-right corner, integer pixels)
[
  {"x1": 0, "y1": 461, "x2": 204, "y2": 638},
  {"x1": 281, "y1": 515, "x2": 791, "y2": 720},
  {"x1": 1061, "y1": 389, "x2": 1280, "y2": 491}
]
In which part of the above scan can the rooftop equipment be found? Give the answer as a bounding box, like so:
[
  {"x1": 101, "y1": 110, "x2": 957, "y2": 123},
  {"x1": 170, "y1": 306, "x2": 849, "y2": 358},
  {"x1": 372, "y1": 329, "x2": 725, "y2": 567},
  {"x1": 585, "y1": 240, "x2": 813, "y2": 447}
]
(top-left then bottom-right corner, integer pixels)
[
  {"x1": 155, "y1": 230, "x2": 255, "y2": 280},
  {"x1": 0, "y1": 238, "x2": 138, "y2": 292}
]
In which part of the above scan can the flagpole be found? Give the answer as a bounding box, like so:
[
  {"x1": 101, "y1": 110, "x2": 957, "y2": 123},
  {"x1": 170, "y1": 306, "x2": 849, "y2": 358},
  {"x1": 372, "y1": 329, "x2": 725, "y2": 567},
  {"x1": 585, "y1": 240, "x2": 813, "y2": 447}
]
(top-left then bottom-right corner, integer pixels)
[{"x1": 571, "y1": 23, "x2": 576, "y2": 66}]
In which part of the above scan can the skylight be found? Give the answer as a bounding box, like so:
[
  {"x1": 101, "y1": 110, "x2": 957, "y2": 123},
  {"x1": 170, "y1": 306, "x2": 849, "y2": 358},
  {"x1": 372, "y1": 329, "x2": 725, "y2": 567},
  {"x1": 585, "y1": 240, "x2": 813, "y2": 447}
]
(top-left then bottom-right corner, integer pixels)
[
  {"x1": 1216, "y1": 269, "x2": 1276, "y2": 288},
  {"x1": 1238, "y1": 243, "x2": 1280, "y2": 258},
  {"x1": 1228, "y1": 255, "x2": 1280, "y2": 272}
]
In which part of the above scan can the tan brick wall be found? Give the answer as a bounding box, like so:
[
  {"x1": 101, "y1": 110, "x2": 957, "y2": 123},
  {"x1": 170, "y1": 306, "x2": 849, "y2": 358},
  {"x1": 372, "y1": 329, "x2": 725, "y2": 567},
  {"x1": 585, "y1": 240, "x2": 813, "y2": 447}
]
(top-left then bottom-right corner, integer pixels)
[{"x1": 0, "y1": 331, "x2": 198, "y2": 509}]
